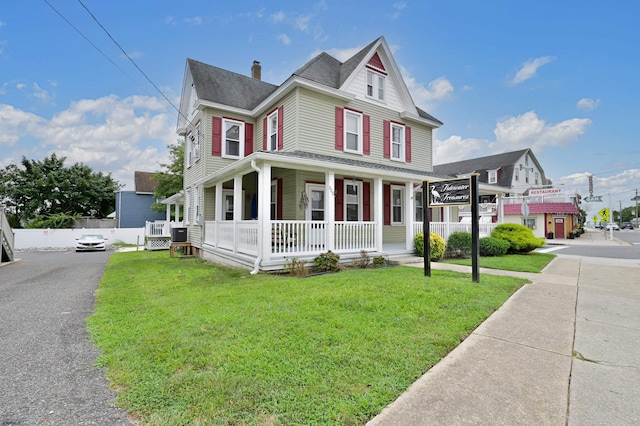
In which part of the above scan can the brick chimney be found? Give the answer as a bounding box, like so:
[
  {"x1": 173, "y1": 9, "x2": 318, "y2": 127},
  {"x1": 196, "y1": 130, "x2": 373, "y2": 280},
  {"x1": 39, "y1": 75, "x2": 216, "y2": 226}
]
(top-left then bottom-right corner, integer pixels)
[{"x1": 251, "y1": 60, "x2": 261, "y2": 80}]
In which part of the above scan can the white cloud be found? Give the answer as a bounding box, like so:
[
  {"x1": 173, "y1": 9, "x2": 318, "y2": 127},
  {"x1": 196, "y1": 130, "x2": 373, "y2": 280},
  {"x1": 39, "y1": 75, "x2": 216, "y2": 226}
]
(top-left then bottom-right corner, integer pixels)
[
  {"x1": 165, "y1": 16, "x2": 176, "y2": 25},
  {"x1": 294, "y1": 14, "x2": 311, "y2": 31},
  {"x1": 31, "y1": 82, "x2": 51, "y2": 103},
  {"x1": 577, "y1": 97, "x2": 600, "y2": 111},
  {"x1": 390, "y1": 2, "x2": 407, "y2": 19},
  {"x1": 184, "y1": 16, "x2": 203, "y2": 26},
  {"x1": 509, "y1": 56, "x2": 556, "y2": 85},
  {"x1": 0, "y1": 95, "x2": 174, "y2": 189},
  {"x1": 277, "y1": 33, "x2": 292, "y2": 45},
  {"x1": 493, "y1": 111, "x2": 591, "y2": 152},
  {"x1": 401, "y1": 66, "x2": 454, "y2": 110},
  {"x1": 434, "y1": 111, "x2": 591, "y2": 165},
  {"x1": 15, "y1": 83, "x2": 25, "y2": 90},
  {"x1": 270, "y1": 11, "x2": 286, "y2": 23},
  {"x1": 433, "y1": 134, "x2": 487, "y2": 164}
]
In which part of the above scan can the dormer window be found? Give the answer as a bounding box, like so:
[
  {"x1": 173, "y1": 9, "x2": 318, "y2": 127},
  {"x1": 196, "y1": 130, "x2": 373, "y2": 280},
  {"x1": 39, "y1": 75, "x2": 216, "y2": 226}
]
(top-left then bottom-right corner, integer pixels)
[
  {"x1": 366, "y1": 70, "x2": 385, "y2": 101},
  {"x1": 488, "y1": 169, "x2": 497, "y2": 184}
]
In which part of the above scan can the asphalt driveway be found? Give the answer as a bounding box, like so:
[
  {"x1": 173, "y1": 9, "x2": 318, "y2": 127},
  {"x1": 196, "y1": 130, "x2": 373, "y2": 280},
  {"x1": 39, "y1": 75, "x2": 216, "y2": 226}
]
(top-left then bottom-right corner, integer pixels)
[{"x1": 0, "y1": 250, "x2": 131, "y2": 425}]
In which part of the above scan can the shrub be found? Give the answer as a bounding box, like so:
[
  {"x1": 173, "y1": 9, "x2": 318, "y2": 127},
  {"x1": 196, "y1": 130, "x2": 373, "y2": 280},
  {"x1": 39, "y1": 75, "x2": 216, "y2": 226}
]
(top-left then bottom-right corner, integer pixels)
[
  {"x1": 313, "y1": 250, "x2": 341, "y2": 272},
  {"x1": 446, "y1": 231, "x2": 472, "y2": 258},
  {"x1": 414, "y1": 232, "x2": 446, "y2": 261},
  {"x1": 352, "y1": 250, "x2": 371, "y2": 268},
  {"x1": 491, "y1": 223, "x2": 545, "y2": 254},
  {"x1": 479, "y1": 237, "x2": 511, "y2": 257},
  {"x1": 285, "y1": 257, "x2": 308, "y2": 277},
  {"x1": 372, "y1": 255, "x2": 387, "y2": 267}
]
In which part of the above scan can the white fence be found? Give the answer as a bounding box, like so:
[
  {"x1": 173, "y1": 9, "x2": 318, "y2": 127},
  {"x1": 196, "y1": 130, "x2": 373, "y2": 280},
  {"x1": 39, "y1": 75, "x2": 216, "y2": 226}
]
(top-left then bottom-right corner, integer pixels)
[{"x1": 14, "y1": 228, "x2": 145, "y2": 250}]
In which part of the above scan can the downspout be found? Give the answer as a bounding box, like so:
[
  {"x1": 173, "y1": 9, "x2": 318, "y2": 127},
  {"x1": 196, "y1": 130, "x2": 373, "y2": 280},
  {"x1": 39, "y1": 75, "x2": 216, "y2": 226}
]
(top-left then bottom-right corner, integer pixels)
[{"x1": 250, "y1": 160, "x2": 262, "y2": 274}]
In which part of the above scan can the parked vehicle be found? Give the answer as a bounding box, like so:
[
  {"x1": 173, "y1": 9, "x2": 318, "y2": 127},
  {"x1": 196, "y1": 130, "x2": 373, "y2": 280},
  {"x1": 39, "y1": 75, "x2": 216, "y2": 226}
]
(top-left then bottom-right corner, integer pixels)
[
  {"x1": 75, "y1": 234, "x2": 108, "y2": 251},
  {"x1": 621, "y1": 222, "x2": 634, "y2": 229},
  {"x1": 605, "y1": 223, "x2": 620, "y2": 231}
]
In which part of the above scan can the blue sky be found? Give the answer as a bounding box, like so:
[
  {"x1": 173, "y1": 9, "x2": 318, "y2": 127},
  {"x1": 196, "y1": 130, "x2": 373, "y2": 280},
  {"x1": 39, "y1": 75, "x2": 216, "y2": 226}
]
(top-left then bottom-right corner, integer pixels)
[{"x1": 1, "y1": 1, "x2": 639, "y2": 217}]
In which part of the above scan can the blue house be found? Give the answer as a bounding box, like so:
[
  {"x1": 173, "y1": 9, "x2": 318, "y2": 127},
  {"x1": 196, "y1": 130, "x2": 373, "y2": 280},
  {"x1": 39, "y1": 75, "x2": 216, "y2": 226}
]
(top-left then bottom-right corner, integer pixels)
[{"x1": 115, "y1": 171, "x2": 166, "y2": 228}]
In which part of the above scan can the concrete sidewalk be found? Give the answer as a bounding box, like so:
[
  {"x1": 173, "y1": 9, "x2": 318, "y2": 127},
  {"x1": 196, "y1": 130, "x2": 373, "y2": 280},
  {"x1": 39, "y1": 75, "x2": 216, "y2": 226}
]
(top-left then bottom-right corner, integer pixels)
[{"x1": 367, "y1": 255, "x2": 640, "y2": 425}]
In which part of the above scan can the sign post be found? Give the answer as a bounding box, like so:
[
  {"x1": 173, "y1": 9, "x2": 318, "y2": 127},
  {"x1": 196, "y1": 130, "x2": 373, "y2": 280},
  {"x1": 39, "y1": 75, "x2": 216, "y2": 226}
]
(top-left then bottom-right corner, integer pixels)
[{"x1": 424, "y1": 177, "x2": 478, "y2": 282}]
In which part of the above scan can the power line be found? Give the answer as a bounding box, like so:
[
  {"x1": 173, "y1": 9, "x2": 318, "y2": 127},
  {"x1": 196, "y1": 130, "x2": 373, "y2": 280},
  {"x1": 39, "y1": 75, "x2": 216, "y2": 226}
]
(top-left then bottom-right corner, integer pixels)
[
  {"x1": 42, "y1": 0, "x2": 142, "y2": 91},
  {"x1": 76, "y1": 0, "x2": 183, "y2": 119}
]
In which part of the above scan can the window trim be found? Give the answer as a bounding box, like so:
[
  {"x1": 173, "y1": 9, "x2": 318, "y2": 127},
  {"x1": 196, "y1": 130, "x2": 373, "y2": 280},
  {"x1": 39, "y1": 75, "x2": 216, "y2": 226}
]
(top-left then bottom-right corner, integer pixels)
[
  {"x1": 414, "y1": 190, "x2": 424, "y2": 222},
  {"x1": 366, "y1": 70, "x2": 385, "y2": 101},
  {"x1": 391, "y1": 185, "x2": 404, "y2": 225},
  {"x1": 390, "y1": 122, "x2": 405, "y2": 162},
  {"x1": 344, "y1": 180, "x2": 363, "y2": 221},
  {"x1": 222, "y1": 118, "x2": 244, "y2": 159},
  {"x1": 488, "y1": 169, "x2": 497, "y2": 184},
  {"x1": 270, "y1": 181, "x2": 277, "y2": 220},
  {"x1": 267, "y1": 109, "x2": 278, "y2": 151},
  {"x1": 343, "y1": 109, "x2": 363, "y2": 154}
]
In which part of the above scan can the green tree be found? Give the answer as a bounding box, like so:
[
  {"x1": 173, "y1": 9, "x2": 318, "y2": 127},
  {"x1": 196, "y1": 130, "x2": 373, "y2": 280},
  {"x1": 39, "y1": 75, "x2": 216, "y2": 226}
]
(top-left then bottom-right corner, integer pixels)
[
  {"x1": 151, "y1": 142, "x2": 184, "y2": 214},
  {"x1": 0, "y1": 154, "x2": 121, "y2": 228}
]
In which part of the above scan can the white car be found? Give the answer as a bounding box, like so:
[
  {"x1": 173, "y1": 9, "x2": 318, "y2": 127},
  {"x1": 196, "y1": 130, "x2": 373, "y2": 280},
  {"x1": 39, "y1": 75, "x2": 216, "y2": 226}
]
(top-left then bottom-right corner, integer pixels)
[
  {"x1": 605, "y1": 223, "x2": 620, "y2": 231},
  {"x1": 75, "y1": 234, "x2": 108, "y2": 251}
]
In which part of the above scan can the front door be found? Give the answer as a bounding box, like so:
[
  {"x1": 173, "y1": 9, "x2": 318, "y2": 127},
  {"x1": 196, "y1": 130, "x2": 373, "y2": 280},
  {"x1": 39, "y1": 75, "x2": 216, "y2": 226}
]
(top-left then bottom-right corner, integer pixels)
[
  {"x1": 306, "y1": 184, "x2": 325, "y2": 246},
  {"x1": 554, "y1": 218, "x2": 565, "y2": 238}
]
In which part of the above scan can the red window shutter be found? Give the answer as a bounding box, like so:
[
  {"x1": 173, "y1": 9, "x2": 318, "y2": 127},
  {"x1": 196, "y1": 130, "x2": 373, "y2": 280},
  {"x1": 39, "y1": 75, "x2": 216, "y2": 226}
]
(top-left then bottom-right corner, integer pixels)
[
  {"x1": 335, "y1": 107, "x2": 344, "y2": 150},
  {"x1": 363, "y1": 181, "x2": 371, "y2": 221},
  {"x1": 383, "y1": 184, "x2": 391, "y2": 225},
  {"x1": 363, "y1": 114, "x2": 370, "y2": 155},
  {"x1": 277, "y1": 178, "x2": 283, "y2": 220},
  {"x1": 383, "y1": 120, "x2": 390, "y2": 158},
  {"x1": 277, "y1": 106, "x2": 284, "y2": 150},
  {"x1": 335, "y1": 179, "x2": 344, "y2": 221},
  {"x1": 212, "y1": 116, "x2": 222, "y2": 156},
  {"x1": 262, "y1": 117, "x2": 268, "y2": 150},
  {"x1": 405, "y1": 126, "x2": 412, "y2": 163},
  {"x1": 245, "y1": 123, "x2": 254, "y2": 155}
]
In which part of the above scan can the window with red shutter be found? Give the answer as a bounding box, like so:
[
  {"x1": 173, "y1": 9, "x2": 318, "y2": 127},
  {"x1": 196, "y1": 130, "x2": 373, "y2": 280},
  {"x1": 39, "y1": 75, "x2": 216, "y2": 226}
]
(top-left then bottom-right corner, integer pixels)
[
  {"x1": 383, "y1": 120, "x2": 390, "y2": 159},
  {"x1": 212, "y1": 116, "x2": 222, "y2": 156},
  {"x1": 335, "y1": 107, "x2": 344, "y2": 150}
]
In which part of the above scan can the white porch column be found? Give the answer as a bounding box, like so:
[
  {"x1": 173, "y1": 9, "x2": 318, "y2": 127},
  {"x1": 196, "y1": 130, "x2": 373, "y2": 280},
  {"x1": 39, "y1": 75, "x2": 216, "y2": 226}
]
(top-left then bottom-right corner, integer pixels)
[
  {"x1": 233, "y1": 175, "x2": 243, "y2": 253},
  {"x1": 498, "y1": 193, "x2": 504, "y2": 223},
  {"x1": 405, "y1": 181, "x2": 413, "y2": 250},
  {"x1": 445, "y1": 206, "x2": 451, "y2": 239},
  {"x1": 260, "y1": 164, "x2": 272, "y2": 262},
  {"x1": 174, "y1": 204, "x2": 180, "y2": 222},
  {"x1": 215, "y1": 182, "x2": 223, "y2": 247},
  {"x1": 165, "y1": 204, "x2": 171, "y2": 222},
  {"x1": 325, "y1": 172, "x2": 335, "y2": 251},
  {"x1": 374, "y1": 177, "x2": 383, "y2": 253}
]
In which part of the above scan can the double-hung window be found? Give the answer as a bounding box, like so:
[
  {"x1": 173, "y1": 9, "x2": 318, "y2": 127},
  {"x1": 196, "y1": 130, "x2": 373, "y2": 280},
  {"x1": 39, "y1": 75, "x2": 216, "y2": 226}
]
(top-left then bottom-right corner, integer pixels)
[
  {"x1": 267, "y1": 110, "x2": 278, "y2": 151},
  {"x1": 186, "y1": 130, "x2": 194, "y2": 167},
  {"x1": 345, "y1": 181, "x2": 362, "y2": 221},
  {"x1": 223, "y1": 119, "x2": 243, "y2": 158},
  {"x1": 270, "y1": 181, "x2": 277, "y2": 220},
  {"x1": 391, "y1": 123, "x2": 405, "y2": 161},
  {"x1": 344, "y1": 110, "x2": 362, "y2": 154},
  {"x1": 366, "y1": 70, "x2": 385, "y2": 101},
  {"x1": 391, "y1": 185, "x2": 404, "y2": 225},
  {"x1": 193, "y1": 121, "x2": 201, "y2": 161},
  {"x1": 414, "y1": 190, "x2": 423, "y2": 222},
  {"x1": 488, "y1": 169, "x2": 497, "y2": 184}
]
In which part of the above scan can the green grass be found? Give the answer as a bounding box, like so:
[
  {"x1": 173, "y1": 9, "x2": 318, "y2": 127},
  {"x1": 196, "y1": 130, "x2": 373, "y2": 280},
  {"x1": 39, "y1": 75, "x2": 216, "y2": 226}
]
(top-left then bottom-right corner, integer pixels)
[
  {"x1": 444, "y1": 252, "x2": 556, "y2": 273},
  {"x1": 88, "y1": 251, "x2": 529, "y2": 425}
]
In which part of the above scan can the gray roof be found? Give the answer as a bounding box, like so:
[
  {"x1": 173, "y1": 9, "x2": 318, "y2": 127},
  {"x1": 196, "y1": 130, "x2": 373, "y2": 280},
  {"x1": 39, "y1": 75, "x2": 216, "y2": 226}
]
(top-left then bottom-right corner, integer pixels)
[
  {"x1": 433, "y1": 149, "x2": 534, "y2": 188},
  {"x1": 188, "y1": 59, "x2": 278, "y2": 110},
  {"x1": 187, "y1": 37, "x2": 441, "y2": 126},
  {"x1": 267, "y1": 150, "x2": 432, "y2": 177}
]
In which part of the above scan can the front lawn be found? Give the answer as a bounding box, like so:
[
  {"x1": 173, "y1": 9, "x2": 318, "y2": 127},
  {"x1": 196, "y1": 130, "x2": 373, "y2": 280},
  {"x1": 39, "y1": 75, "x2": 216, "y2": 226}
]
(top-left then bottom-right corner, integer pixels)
[
  {"x1": 444, "y1": 252, "x2": 556, "y2": 273},
  {"x1": 88, "y1": 251, "x2": 528, "y2": 425}
]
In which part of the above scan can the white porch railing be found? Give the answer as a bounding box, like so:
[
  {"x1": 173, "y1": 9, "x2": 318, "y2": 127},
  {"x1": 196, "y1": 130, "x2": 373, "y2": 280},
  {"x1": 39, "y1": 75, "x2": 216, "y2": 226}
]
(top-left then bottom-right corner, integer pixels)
[
  {"x1": 204, "y1": 220, "x2": 498, "y2": 260},
  {"x1": 413, "y1": 222, "x2": 498, "y2": 241},
  {"x1": 144, "y1": 220, "x2": 185, "y2": 237}
]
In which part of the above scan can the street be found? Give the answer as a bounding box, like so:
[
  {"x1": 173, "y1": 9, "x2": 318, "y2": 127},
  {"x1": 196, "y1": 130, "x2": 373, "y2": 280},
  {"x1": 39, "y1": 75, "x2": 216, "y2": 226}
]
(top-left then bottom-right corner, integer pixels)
[{"x1": 544, "y1": 229, "x2": 640, "y2": 259}]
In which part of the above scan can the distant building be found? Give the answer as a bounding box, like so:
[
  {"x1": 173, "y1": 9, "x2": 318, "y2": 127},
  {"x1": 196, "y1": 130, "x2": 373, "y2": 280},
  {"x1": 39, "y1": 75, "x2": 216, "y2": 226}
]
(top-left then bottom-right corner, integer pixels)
[{"x1": 115, "y1": 171, "x2": 166, "y2": 228}]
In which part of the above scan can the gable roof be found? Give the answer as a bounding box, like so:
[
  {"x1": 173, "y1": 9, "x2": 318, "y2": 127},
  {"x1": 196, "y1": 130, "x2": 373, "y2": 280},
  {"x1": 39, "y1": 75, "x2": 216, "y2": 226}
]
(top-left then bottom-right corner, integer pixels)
[
  {"x1": 433, "y1": 149, "x2": 531, "y2": 176},
  {"x1": 186, "y1": 36, "x2": 442, "y2": 126},
  {"x1": 134, "y1": 171, "x2": 159, "y2": 194}
]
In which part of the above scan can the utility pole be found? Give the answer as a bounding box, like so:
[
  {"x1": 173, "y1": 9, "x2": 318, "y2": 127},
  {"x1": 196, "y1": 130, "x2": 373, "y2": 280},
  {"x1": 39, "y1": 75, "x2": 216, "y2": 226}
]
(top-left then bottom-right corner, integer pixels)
[{"x1": 619, "y1": 200, "x2": 622, "y2": 223}]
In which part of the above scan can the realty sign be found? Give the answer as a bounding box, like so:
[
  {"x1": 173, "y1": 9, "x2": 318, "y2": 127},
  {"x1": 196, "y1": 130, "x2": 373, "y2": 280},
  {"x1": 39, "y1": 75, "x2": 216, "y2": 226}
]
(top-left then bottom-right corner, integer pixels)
[{"x1": 427, "y1": 178, "x2": 472, "y2": 207}]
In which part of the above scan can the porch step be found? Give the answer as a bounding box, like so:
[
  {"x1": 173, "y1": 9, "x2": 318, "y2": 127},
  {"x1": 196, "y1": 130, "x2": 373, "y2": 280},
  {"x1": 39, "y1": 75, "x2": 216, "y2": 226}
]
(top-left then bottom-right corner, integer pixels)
[{"x1": 387, "y1": 254, "x2": 423, "y2": 266}]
